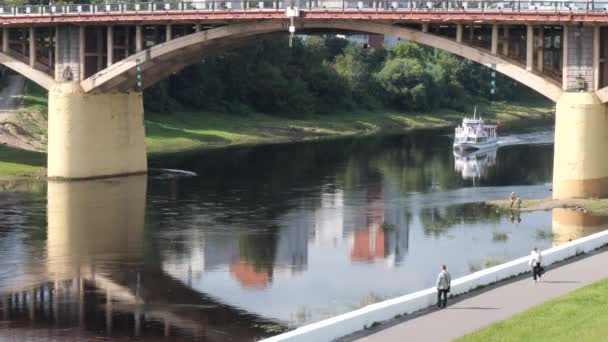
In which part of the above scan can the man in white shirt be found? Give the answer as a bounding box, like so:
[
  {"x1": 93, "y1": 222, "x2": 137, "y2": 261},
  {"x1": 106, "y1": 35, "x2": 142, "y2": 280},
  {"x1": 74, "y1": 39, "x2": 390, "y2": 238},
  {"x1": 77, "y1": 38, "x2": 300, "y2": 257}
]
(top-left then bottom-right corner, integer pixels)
[
  {"x1": 436, "y1": 265, "x2": 451, "y2": 308},
  {"x1": 529, "y1": 246, "x2": 543, "y2": 282}
]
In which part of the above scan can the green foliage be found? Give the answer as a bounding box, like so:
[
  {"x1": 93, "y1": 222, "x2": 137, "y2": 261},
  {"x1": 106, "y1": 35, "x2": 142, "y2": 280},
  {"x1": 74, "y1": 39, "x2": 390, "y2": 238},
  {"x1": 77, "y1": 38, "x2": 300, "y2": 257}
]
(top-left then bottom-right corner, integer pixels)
[{"x1": 144, "y1": 35, "x2": 539, "y2": 116}]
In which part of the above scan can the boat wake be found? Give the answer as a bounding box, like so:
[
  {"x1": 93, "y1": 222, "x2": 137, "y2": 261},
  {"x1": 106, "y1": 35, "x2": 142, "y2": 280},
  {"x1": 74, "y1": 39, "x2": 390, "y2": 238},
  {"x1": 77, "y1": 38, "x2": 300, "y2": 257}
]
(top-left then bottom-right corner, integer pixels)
[{"x1": 497, "y1": 130, "x2": 554, "y2": 147}]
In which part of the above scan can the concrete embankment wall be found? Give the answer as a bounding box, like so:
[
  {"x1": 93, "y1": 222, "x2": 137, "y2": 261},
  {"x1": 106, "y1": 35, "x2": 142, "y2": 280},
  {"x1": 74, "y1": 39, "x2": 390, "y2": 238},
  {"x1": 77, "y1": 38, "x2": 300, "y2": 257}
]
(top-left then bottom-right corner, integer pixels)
[{"x1": 263, "y1": 229, "x2": 608, "y2": 342}]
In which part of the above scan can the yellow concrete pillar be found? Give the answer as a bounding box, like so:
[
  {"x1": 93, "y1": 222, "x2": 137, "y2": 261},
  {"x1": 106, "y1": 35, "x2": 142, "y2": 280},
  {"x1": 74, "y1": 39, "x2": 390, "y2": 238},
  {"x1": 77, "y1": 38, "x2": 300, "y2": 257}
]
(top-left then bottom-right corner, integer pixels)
[
  {"x1": 553, "y1": 92, "x2": 608, "y2": 199},
  {"x1": 47, "y1": 175, "x2": 146, "y2": 278},
  {"x1": 552, "y1": 208, "x2": 608, "y2": 246},
  {"x1": 47, "y1": 83, "x2": 147, "y2": 180}
]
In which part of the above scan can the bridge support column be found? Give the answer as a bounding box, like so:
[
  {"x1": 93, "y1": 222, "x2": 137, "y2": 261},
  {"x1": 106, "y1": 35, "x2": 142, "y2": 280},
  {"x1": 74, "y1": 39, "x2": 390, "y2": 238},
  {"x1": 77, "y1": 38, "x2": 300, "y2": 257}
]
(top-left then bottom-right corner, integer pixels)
[
  {"x1": 135, "y1": 25, "x2": 143, "y2": 52},
  {"x1": 537, "y1": 26, "x2": 544, "y2": 72},
  {"x1": 502, "y1": 25, "x2": 509, "y2": 56},
  {"x1": 47, "y1": 83, "x2": 147, "y2": 180},
  {"x1": 526, "y1": 25, "x2": 533, "y2": 71},
  {"x1": 491, "y1": 24, "x2": 498, "y2": 55},
  {"x1": 2, "y1": 28, "x2": 8, "y2": 53},
  {"x1": 29, "y1": 27, "x2": 36, "y2": 67},
  {"x1": 553, "y1": 92, "x2": 608, "y2": 199}
]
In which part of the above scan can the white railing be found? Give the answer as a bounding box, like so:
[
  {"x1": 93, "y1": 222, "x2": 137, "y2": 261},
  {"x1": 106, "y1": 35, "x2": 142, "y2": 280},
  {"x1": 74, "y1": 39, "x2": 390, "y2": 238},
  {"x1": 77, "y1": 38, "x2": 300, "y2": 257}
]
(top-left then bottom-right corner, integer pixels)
[{"x1": 0, "y1": 0, "x2": 605, "y2": 17}]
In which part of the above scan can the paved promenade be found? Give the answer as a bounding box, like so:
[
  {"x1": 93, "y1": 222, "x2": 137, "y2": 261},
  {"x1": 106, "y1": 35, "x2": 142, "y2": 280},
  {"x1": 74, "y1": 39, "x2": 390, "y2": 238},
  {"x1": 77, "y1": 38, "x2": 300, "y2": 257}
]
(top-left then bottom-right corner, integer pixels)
[{"x1": 351, "y1": 248, "x2": 608, "y2": 342}]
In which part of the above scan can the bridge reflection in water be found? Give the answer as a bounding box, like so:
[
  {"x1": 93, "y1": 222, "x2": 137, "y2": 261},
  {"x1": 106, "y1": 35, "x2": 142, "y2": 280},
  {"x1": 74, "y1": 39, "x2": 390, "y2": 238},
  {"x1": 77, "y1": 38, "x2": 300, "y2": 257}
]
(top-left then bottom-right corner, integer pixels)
[{"x1": 0, "y1": 176, "x2": 277, "y2": 341}]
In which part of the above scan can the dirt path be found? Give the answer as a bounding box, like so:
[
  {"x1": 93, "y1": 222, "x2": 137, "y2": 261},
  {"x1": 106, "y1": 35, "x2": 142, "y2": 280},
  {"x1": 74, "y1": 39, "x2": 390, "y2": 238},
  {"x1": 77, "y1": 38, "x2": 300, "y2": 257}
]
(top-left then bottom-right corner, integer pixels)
[{"x1": 0, "y1": 75, "x2": 24, "y2": 118}]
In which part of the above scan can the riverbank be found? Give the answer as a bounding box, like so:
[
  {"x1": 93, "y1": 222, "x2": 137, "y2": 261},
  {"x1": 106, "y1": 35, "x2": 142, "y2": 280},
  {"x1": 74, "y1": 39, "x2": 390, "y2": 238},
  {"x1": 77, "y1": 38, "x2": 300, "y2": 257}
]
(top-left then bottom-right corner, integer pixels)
[
  {"x1": 486, "y1": 198, "x2": 608, "y2": 216},
  {"x1": 0, "y1": 81, "x2": 554, "y2": 177},
  {"x1": 145, "y1": 98, "x2": 553, "y2": 155}
]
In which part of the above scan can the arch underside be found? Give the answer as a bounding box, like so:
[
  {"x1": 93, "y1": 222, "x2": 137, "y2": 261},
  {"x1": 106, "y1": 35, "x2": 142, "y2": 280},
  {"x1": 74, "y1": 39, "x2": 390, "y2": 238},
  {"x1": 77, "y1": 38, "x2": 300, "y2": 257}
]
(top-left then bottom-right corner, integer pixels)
[
  {"x1": 0, "y1": 52, "x2": 55, "y2": 91},
  {"x1": 82, "y1": 19, "x2": 564, "y2": 102}
]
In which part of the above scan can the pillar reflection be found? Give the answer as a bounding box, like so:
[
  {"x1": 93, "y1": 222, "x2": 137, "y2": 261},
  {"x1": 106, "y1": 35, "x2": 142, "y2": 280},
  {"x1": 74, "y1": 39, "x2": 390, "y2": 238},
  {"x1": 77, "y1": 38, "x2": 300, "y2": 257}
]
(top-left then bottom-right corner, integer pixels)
[
  {"x1": 46, "y1": 175, "x2": 147, "y2": 278},
  {"x1": 551, "y1": 208, "x2": 608, "y2": 246}
]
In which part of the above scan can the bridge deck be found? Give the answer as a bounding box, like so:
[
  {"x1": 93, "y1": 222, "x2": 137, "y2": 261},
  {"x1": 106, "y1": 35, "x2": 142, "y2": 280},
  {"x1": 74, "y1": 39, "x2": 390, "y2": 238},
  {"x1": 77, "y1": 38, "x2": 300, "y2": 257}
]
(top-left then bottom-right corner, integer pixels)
[{"x1": 2, "y1": 8, "x2": 608, "y2": 25}]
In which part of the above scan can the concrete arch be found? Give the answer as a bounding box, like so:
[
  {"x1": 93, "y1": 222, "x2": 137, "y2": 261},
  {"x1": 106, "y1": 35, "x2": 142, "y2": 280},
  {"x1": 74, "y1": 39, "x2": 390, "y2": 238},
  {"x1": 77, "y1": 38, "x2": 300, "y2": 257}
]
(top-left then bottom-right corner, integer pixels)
[
  {"x1": 81, "y1": 20, "x2": 563, "y2": 102},
  {"x1": 0, "y1": 52, "x2": 55, "y2": 90}
]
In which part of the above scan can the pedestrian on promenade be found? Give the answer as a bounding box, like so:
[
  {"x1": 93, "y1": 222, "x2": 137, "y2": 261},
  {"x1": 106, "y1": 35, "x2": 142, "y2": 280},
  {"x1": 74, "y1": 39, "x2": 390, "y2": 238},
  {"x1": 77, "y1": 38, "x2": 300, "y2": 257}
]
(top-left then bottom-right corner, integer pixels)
[
  {"x1": 436, "y1": 265, "x2": 451, "y2": 308},
  {"x1": 529, "y1": 246, "x2": 543, "y2": 282}
]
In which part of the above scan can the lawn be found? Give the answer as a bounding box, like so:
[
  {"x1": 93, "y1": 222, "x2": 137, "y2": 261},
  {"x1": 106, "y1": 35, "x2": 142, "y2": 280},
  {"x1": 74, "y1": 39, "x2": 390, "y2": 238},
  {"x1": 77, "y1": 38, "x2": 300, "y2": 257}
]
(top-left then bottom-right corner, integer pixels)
[
  {"x1": 457, "y1": 277, "x2": 608, "y2": 342},
  {"x1": 0, "y1": 145, "x2": 46, "y2": 177}
]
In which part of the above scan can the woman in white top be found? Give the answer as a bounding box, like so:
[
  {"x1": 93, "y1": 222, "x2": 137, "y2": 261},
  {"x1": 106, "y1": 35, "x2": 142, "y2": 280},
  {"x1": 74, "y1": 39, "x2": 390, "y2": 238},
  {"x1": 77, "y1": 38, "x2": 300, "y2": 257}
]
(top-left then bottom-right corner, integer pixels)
[{"x1": 529, "y1": 246, "x2": 543, "y2": 282}]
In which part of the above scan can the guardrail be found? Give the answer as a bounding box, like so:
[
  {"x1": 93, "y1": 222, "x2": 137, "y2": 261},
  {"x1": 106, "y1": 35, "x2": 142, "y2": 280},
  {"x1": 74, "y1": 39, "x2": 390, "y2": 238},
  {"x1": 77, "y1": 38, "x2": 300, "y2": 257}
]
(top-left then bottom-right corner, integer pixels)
[
  {"x1": 261, "y1": 228, "x2": 608, "y2": 342},
  {"x1": 0, "y1": 0, "x2": 606, "y2": 16}
]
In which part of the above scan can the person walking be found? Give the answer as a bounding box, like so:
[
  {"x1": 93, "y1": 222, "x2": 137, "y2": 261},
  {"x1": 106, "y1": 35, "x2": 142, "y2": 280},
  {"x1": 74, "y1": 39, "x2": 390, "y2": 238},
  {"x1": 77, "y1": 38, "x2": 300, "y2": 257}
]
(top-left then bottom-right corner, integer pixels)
[
  {"x1": 509, "y1": 192, "x2": 517, "y2": 208},
  {"x1": 436, "y1": 265, "x2": 451, "y2": 308},
  {"x1": 529, "y1": 246, "x2": 543, "y2": 282}
]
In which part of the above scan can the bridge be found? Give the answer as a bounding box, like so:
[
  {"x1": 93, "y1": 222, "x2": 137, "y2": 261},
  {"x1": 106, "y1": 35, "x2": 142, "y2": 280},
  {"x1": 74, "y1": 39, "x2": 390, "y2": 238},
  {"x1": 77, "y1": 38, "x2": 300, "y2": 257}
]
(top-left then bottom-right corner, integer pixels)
[{"x1": 1, "y1": 1, "x2": 607, "y2": 198}]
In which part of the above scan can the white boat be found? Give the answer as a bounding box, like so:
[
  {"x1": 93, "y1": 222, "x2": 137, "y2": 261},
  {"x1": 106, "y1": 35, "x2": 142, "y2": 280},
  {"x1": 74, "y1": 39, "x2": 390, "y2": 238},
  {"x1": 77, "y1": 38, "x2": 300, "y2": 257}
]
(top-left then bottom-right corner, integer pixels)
[{"x1": 453, "y1": 107, "x2": 498, "y2": 151}]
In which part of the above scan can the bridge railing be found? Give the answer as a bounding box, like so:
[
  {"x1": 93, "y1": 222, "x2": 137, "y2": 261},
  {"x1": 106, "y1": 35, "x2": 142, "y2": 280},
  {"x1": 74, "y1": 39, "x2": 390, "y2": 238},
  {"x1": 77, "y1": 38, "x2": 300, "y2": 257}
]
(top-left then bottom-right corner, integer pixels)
[{"x1": 0, "y1": 0, "x2": 605, "y2": 16}]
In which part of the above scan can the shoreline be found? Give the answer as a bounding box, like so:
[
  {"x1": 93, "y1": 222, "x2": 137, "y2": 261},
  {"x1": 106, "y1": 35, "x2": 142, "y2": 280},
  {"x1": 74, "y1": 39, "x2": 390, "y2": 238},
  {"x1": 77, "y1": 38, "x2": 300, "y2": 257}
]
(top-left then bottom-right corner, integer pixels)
[{"x1": 485, "y1": 198, "x2": 608, "y2": 216}]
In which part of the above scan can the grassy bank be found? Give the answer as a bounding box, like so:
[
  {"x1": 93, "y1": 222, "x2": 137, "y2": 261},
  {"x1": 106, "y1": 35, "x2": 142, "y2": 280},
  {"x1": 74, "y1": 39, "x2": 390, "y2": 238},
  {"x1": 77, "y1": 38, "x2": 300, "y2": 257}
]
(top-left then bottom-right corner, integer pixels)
[
  {"x1": 486, "y1": 198, "x2": 608, "y2": 216},
  {"x1": 145, "y1": 98, "x2": 553, "y2": 154},
  {"x1": 0, "y1": 82, "x2": 554, "y2": 176},
  {"x1": 457, "y1": 277, "x2": 608, "y2": 342},
  {"x1": 0, "y1": 145, "x2": 45, "y2": 178}
]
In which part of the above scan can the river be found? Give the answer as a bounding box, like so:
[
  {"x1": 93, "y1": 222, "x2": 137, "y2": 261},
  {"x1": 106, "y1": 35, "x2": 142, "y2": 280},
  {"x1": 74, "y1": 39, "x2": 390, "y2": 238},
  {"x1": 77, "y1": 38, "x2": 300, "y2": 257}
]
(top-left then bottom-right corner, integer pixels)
[{"x1": 0, "y1": 127, "x2": 606, "y2": 341}]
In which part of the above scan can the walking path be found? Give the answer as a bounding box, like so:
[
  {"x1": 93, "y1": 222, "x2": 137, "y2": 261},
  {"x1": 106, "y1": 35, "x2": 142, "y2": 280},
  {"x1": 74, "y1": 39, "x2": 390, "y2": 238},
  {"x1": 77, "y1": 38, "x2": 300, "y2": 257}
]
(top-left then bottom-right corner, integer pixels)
[{"x1": 352, "y1": 248, "x2": 608, "y2": 342}]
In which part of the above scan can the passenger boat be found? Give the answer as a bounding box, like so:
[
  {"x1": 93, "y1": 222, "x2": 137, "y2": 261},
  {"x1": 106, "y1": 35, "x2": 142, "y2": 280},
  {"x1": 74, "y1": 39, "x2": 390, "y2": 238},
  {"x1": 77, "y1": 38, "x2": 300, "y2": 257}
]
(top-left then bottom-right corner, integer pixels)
[{"x1": 453, "y1": 107, "x2": 498, "y2": 151}]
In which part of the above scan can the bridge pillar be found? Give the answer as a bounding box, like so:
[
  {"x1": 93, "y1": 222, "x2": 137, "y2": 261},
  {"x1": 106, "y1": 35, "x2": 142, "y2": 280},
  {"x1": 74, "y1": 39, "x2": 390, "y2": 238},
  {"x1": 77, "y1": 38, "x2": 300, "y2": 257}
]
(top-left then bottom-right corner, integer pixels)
[
  {"x1": 553, "y1": 92, "x2": 608, "y2": 199},
  {"x1": 47, "y1": 83, "x2": 147, "y2": 180}
]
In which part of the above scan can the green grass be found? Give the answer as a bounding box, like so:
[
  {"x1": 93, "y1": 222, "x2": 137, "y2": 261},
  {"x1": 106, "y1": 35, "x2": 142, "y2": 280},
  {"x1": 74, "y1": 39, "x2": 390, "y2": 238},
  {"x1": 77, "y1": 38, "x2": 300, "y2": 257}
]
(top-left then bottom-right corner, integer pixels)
[
  {"x1": 457, "y1": 278, "x2": 608, "y2": 342},
  {"x1": 144, "y1": 98, "x2": 554, "y2": 155},
  {"x1": 492, "y1": 231, "x2": 509, "y2": 242},
  {"x1": 0, "y1": 145, "x2": 45, "y2": 177},
  {"x1": 20, "y1": 81, "x2": 48, "y2": 118},
  {"x1": 483, "y1": 258, "x2": 504, "y2": 268}
]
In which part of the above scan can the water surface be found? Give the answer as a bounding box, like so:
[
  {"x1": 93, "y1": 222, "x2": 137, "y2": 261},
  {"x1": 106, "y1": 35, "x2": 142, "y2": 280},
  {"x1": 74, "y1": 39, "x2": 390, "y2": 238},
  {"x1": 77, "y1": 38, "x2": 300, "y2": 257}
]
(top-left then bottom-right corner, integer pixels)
[{"x1": 1, "y1": 128, "x2": 606, "y2": 341}]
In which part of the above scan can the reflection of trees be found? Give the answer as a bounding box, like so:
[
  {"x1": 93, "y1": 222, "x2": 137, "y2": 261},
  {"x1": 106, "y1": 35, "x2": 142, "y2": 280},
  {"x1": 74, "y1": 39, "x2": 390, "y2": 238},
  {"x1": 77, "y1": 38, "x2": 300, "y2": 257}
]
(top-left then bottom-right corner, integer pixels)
[
  {"x1": 238, "y1": 230, "x2": 279, "y2": 274},
  {"x1": 420, "y1": 203, "x2": 502, "y2": 237}
]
